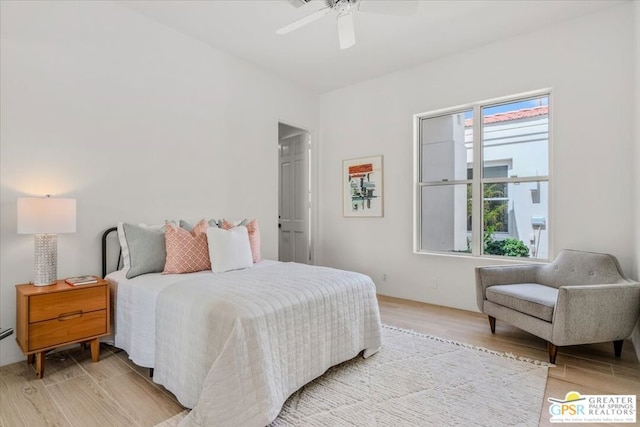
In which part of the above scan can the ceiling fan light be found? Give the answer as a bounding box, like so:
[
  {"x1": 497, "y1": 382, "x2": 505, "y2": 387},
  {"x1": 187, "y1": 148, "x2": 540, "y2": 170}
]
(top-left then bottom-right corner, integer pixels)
[{"x1": 337, "y1": 12, "x2": 355, "y2": 49}]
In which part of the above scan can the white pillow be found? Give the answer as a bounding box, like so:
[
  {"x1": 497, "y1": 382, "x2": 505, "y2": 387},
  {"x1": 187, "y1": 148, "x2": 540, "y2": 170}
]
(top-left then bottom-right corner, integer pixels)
[
  {"x1": 116, "y1": 222, "x2": 131, "y2": 271},
  {"x1": 206, "y1": 226, "x2": 253, "y2": 273}
]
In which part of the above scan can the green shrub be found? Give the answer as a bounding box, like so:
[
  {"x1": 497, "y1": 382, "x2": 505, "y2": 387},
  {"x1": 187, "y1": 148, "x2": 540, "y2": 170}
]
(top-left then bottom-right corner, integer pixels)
[
  {"x1": 484, "y1": 237, "x2": 530, "y2": 257},
  {"x1": 501, "y1": 238, "x2": 530, "y2": 257},
  {"x1": 484, "y1": 238, "x2": 505, "y2": 255}
]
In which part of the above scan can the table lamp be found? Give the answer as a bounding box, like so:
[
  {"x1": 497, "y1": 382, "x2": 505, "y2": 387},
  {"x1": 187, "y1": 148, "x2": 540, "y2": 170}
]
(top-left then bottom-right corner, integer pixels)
[{"x1": 17, "y1": 196, "x2": 77, "y2": 286}]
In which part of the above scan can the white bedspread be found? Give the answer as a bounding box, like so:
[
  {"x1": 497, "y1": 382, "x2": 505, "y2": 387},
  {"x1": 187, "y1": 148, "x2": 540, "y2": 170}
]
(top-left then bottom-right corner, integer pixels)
[
  {"x1": 107, "y1": 268, "x2": 211, "y2": 367},
  {"x1": 151, "y1": 262, "x2": 382, "y2": 427}
]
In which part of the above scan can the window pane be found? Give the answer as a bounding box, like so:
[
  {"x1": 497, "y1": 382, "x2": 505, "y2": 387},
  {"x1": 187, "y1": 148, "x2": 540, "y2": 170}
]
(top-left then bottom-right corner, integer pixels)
[
  {"x1": 420, "y1": 110, "x2": 472, "y2": 182},
  {"x1": 482, "y1": 96, "x2": 548, "y2": 178},
  {"x1": 482, "y1": 181, "x2": 548, "y2": 259},
  {"x1": 421, "y1": 184, "x2": 471, "y2": 253}
]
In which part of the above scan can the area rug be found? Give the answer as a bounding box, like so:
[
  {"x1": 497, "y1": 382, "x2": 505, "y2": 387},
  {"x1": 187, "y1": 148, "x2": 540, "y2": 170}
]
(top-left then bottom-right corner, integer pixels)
[{"x1": 155, "y1": 325, "x2": 549, "y2": 426}]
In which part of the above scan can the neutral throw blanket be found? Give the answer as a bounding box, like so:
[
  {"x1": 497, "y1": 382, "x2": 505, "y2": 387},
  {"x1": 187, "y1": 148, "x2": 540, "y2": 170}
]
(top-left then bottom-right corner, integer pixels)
[{"x1": 152, "y1": 262, "x2": 382, "y2": 427}]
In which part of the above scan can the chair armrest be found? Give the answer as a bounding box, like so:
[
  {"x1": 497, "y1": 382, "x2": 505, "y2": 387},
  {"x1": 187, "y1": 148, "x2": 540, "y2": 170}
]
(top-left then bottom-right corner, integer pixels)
[
  {"x1": 552, "y1": 283, "x2": 640, "y2": 346},
  {"x1": 475, "y1": 264, "x2": 540, "y2": 312}
]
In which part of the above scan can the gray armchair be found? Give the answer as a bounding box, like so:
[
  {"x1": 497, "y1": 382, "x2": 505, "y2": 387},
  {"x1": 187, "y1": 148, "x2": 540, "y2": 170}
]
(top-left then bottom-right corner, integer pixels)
[{"x1": 476, "y1": 249, "x2": 640, "y2": 363}]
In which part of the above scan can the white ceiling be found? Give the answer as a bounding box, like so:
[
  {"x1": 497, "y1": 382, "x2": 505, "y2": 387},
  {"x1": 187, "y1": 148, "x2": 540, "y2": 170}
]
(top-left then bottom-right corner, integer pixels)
[{"x1": 119, "y1": 0, "x2": 624, "y2": 94}]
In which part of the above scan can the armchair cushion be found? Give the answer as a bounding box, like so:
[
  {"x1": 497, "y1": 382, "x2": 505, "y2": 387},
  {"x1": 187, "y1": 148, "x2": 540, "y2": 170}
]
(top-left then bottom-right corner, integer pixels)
[{"x1": 486, "y1": 284, "x2": 558, "y2": 322}]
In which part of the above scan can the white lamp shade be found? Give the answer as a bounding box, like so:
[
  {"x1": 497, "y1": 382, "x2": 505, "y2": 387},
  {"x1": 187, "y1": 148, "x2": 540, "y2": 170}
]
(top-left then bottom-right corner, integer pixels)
[{"x1": 17, "y1": 197, "x2": 77, "y2": 234}]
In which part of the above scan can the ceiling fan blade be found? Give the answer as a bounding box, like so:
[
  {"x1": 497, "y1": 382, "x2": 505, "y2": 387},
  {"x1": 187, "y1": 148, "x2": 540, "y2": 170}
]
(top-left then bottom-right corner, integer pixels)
[
  {"x1": 357, "y1": 0, "x2": 419, "y2": 16},
  {"x1": 337, "y1": 12, "x2": 355, "y2": 50},
  {"x1": 275, "y1": 6, "x2": 332, "y2": 35}
]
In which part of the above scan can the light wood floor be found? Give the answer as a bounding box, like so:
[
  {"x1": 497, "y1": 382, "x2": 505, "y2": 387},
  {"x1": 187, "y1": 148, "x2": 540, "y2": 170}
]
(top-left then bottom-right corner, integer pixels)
[
  {"x1": 378, "y1": 295, "x2": 640, "y2": 427},
  {"x1": 1, "y1": 295, "x2": 638, "y2": 427}
]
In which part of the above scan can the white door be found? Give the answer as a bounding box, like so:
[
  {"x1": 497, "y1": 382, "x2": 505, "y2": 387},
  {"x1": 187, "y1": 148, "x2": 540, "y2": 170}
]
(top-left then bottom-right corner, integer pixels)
[{"x1": 278, "y1": 125, "x2": 310, "y2": 263}]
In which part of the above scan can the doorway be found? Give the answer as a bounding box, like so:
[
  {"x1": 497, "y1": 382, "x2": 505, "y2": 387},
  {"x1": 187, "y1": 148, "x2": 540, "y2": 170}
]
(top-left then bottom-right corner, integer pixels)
[{"x1": 278, "y1": 122, "x2": 311, "y2": 264}]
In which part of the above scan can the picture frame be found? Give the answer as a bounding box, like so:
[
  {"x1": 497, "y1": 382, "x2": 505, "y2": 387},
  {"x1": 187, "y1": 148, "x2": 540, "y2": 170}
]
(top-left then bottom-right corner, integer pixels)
[{"x1": 343, "y1": 155, "x2": 384, "y2": 217}]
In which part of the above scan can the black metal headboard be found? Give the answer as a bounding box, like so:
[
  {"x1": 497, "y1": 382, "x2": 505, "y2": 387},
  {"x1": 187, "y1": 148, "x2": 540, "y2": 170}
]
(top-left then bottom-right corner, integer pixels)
[{"x1": 102, "y1": 227, "x2": 120, "y2": 278}]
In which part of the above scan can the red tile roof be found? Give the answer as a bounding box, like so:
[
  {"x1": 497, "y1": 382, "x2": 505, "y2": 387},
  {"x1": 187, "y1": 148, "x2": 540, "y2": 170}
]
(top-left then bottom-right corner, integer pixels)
[{"x1": 465, "y1": 105, "x2": 548, "y2": 127}]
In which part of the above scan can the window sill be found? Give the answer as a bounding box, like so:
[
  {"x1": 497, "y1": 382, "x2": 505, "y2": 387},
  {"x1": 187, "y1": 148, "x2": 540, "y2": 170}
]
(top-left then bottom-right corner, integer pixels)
[{"x1": 413, "y1": 250, "x2": 549, "y2": 264}]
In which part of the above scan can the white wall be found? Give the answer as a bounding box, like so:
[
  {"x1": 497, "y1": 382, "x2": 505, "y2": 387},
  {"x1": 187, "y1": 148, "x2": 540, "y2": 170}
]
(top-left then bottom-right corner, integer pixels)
[
  {"x1": 0, "y1": 1, "x2": 318, "y2": 366},
  {"x1": 317, "y1": 4, "x2": 637, "y2": 311},
  {"x1": 635, "y1": 1, "x2": 640, "y2": 279},
  {"x1": 631, "y1": 0, "x2": 640, "y2": 360}
]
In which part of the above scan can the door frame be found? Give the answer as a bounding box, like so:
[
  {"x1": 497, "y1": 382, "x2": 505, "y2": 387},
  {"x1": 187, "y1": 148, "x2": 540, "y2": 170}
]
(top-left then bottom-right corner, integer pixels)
[{"x1": 278, "y1": 120, "x2": 316, "y2": 264}]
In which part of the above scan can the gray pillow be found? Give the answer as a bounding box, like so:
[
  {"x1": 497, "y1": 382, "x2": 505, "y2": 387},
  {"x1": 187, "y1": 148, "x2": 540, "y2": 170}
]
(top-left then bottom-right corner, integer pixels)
[
  {"x1": 217, "y1": 218, "x2": 249, "y2": 227},
  {"x1": 180, "y1": 219, "x2": 218, "y2": 232},
  {"x1": 122, "y1": 223, "x2": 166, "y2": 279}
]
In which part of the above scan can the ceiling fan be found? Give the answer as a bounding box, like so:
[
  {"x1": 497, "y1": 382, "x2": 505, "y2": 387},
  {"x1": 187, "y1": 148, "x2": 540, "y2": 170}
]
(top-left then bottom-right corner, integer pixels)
[{"x1": 275, "y1": 0, "x2": 418, "y2": 50}]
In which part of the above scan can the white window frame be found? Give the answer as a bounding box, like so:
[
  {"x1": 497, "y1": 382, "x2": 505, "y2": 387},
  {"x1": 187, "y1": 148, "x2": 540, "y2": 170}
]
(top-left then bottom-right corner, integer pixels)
[{"x1": 413, "y1": 89, "x2": 552, "y2": 259}]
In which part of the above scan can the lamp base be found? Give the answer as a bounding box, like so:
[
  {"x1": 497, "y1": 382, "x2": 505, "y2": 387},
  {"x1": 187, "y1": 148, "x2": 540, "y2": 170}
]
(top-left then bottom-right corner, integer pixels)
[{"x1": 34, "y1": 234, "x2": 57, "y2": 286}]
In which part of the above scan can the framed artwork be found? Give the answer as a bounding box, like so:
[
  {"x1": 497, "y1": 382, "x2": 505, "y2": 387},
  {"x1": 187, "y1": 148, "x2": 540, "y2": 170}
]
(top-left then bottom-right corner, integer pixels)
[{"x1": 343, "y1": 155, "x2": 384, "y2": 217}]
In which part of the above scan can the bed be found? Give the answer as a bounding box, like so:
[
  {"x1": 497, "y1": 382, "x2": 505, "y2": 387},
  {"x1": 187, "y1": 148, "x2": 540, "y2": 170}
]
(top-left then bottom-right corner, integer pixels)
[{"x1": 102, "y1": 226, "x2": 382, "y2": 427}]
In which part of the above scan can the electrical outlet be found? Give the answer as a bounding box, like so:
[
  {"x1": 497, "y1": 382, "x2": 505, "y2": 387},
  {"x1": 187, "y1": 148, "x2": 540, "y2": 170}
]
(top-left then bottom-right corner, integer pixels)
[{"x1": 383, "y1": 273, "x2": 387, "y2": 281}]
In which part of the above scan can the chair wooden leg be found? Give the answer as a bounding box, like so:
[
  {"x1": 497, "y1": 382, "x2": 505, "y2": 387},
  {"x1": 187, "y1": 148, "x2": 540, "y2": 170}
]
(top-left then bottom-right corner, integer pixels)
[
  {"x1": 613, "y1": 340, "x2": 623, "y2": 358},
  {"x1": 488, "y1": 316, "x2": 496, "y2": 333},
  {"x1": 548, "y1": 342, "x2": 558, "y2": 364}
]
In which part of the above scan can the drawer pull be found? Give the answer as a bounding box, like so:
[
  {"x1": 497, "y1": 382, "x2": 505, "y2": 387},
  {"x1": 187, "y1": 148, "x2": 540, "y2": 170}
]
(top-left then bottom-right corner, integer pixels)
[{"x1": 58, "y1": 311, "x2": 83, "y2": 321}]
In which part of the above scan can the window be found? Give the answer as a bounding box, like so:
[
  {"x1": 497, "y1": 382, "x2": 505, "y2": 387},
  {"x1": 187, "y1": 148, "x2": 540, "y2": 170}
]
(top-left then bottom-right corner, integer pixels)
[{"x1": 414, "y1": 91, "x2": 550, "y2": 259}]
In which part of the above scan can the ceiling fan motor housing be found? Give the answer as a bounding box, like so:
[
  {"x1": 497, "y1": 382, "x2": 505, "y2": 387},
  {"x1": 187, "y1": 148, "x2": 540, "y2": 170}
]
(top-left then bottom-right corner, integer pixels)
[
  {"x1": 278, "y1": 0, "x2": 363, "y2": 50},
  {"x1": 326, "y1": 0, "x2": 358, "y2": 9}
]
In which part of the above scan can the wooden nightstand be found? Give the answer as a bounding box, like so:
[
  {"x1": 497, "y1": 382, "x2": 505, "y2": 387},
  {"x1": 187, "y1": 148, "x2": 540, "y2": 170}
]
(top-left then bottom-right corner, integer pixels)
[{"x1": 15, "y1": 278, "x2": 110, "y2": 379}]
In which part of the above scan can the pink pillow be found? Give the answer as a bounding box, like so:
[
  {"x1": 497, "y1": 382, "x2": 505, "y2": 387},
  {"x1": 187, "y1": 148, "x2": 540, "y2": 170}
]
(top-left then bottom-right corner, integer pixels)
[
  {"x1": 163, "y1": 219, "x2": 211, "y2": 274},
  {"x1": 221, "y1": 219, "x2": 262, "y2": 263}
]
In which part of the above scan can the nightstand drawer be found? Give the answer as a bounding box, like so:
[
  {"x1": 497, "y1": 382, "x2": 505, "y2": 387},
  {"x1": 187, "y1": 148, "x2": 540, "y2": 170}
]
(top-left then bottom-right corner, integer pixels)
[
  {"x1": 29, "y1": 287, "x2": 106, "y2": 323},
  {"x1": 29, "y1": 309, "x2": 107, "y2": 351}
]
